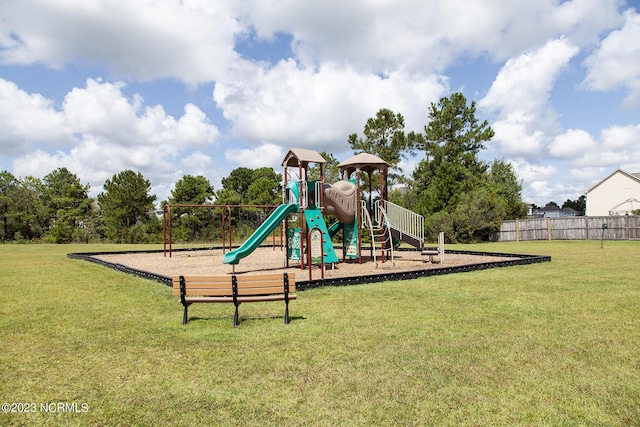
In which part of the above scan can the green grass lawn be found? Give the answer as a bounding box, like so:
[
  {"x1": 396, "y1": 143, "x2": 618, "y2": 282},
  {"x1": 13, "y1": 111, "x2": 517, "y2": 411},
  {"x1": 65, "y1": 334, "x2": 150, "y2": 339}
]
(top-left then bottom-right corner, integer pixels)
[{"x1": 1, "y1": 241, "x2": 639, "y2": 426}]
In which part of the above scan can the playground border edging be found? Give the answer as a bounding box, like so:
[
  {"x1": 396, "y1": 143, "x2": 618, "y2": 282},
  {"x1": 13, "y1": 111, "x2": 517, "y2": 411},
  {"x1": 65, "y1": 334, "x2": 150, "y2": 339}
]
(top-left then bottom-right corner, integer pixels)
[{"x1": 67, "y1": 248, "x2": 551, "y2": 290}]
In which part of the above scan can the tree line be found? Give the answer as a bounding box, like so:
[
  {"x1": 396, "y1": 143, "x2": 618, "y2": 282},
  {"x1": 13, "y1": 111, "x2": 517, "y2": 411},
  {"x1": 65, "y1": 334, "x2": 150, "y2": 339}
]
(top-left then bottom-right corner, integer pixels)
[
  {"x1": 0, "y1": 166, "x2": 284, "y2": 243},
  {"x1": 2, "y1": 92, "x2": 540, "y2": 244}
]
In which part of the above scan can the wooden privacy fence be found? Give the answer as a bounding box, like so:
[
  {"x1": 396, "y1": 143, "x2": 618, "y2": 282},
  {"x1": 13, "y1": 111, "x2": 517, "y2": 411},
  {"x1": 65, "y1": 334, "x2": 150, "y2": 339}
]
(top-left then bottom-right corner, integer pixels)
[{"x1": 498, "y1": 216, "x2": 640, "y2": 241}]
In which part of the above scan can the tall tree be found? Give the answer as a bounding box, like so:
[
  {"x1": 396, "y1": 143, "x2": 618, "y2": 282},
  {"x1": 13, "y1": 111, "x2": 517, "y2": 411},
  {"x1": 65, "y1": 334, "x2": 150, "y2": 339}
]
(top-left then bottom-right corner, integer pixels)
[
  {"x1": 413, "y1": 92, "x2": 494, "y2": 215},
  {"x1": 219, "y1": 167, "x2": 254, "y2": 200},
  {"x1": 166, "y1": 175, "x2": 215, "y2": 241},
  {"x1": 245, "y1": 178, "x2": 280, "y2": 205},
  {"x1": 486, "y1": 159, "x2": 528, "y2": 219},
  {"x1": 169, "y1": 175, "x2": 214, "y2": 205},
  {"x1": 562, "y1": 195, "x2": 586, "y2": 216},
  {"x1": 42, "y1": 167, "x2": 94, "y2": 243},
  {"x1": 15, "y1": 176, "x2": 49, "y2": 241},
  {"x1": 0, "y1": 171, "x2": 18, "y2": 241},
  {"x1": 348, "y1": 108, "x2": 417, "y2": 181},
  {"x1": 308, "y1": 151, "x2": 341, "y2": 183},
  {"x1": 216, "y1": 167, "x2": 282, "y2": 205},
  {"x1": 98, "y1": 170, "x2": 156, "y2": 242}
]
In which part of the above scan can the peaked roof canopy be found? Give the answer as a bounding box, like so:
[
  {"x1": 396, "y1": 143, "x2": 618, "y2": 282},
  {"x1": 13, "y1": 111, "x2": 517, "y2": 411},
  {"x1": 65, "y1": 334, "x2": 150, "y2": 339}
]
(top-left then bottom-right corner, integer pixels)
[
  {"x1": 338, "y1": 153, "x2": 389, "y2": 176},
  {"x1": 282, "y1": 148, "x2": 327, "y2": 168}
]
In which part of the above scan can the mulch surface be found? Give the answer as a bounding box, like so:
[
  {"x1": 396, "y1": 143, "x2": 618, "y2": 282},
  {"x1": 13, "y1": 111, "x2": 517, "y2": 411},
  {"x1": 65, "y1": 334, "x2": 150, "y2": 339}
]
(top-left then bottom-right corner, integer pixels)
[{"x1": 93, "y1": 247, "x2": 516, "y2": 280}]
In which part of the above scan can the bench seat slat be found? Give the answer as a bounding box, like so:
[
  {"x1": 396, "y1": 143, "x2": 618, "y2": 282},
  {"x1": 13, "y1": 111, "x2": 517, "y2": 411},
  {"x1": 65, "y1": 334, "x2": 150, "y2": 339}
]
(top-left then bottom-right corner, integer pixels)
[
  {"x1": 184, "y1": 294, "x2": 297, "y2": 304},
  {"x1": 237, "y1": 294, "x2": 297, "y2": 303},
  {"x1": 184, "y1": 296, "x2": 234, "y2": 303},
  {"x1": 181, "y1": 289, "x2": 233, "y2": 296}
]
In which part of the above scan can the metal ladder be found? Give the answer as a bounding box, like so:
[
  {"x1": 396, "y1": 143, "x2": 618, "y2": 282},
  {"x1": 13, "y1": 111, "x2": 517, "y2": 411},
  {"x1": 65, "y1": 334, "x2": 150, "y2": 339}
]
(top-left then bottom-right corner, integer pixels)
[{"x1": 361, "y1": 200, "x2": 394, "y2": 267}]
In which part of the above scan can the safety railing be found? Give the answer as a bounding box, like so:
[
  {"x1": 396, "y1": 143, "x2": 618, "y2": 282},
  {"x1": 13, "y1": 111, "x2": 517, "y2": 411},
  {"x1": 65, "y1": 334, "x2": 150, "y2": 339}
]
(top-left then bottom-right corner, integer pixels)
[{"x1": 378, "y1": 200, "x2": 424, "y2": 247}]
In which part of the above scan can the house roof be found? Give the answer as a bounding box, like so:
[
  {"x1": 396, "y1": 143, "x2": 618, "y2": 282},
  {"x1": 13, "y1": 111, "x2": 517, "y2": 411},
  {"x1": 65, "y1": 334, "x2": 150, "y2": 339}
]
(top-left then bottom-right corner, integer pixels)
[
  {"x1": 537, "y1": 203, "x2": 560, "y2": 212},
  {"x1": 586, "y1": 168, "x2": 640, "y2": 193}
]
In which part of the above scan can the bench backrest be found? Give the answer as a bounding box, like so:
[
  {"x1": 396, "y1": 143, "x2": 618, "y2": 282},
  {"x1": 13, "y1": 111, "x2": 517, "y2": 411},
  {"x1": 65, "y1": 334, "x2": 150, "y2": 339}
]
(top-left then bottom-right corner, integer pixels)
[
  {"x1": 172, "y1": 273, "x2": 296, "y2": 297},
  {"x1": 234, "y1": 273, "x2": 296, "y2": 296},
  {"x1": 172, "y1": 275, "x2": 233, "y2": 297}
]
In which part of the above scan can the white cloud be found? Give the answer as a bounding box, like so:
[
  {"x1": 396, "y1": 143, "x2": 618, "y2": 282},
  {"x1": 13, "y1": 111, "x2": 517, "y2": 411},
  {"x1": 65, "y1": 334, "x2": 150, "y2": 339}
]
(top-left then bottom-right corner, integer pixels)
[
  {"x1": 214, "y1": 61, "x2": 447, "y2": 153},
  {"x1": 549, "y1": 129, "x2": 597, "y2": 159},
  {"x1": 0, "y1": 0, "x2": 247, "y2": 84},
  {"x1": 490, "y1": 119, "x2": 547, "y2": 157},
  {"x1": 480, "y1": 38, "x2": 579, "y2": 159},
  {"x1": 510, "y1": 159, "x2": 558, "y2": 183},
  {"x1": 225, "y1": 143, "x2": 285, "y2": 170},
  {"x1": 582, "y1": 9, "x2": 640, "y2": 108},
  {"x1": 241, "y1": 0, "x2": 622, "y2": 73},
  {"x1": 564, "y1": 124, "x2": 640, "y2": 171},
  {"x1": 1, "y1": 0, "x2": 624, "y2": 85},
  {"x1": 601, "y1": 123, "x2": 640, "y2": 150},
  {"x1": 10, "y1": 78, "x2": 221, "y2": 201},
  {"x1": 0, "y1": 78, "x2": 70, "y2": 155}
]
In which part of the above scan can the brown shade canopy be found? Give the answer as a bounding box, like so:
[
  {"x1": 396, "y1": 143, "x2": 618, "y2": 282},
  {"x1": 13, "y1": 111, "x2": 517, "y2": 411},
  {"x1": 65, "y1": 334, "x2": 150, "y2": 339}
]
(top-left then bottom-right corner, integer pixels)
[
  {"x1": 282, "y1": 148, "x2": 327, "y2": 168},
  {"x1": 338, "y1": 153, "x2": 389, "y2": 176}
]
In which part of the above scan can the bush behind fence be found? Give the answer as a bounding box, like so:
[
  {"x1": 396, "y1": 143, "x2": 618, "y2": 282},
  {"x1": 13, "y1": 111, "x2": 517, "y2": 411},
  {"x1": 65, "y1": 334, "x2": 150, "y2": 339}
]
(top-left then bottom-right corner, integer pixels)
[{"x1": 498, "y1": 216, "x2": 640, "y2": 241}]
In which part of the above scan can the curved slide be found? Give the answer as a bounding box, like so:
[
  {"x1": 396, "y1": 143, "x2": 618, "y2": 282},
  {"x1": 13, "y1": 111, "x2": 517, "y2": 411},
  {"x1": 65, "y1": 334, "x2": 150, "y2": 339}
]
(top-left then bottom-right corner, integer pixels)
[
  {"x1": 323, "y1": 180, "x2": 357, "y2": 224},
  {"x1": 223, "y1": 203, "x2": 299, "y2": 265},
  {"x1": 328, "y1": 220, "x2": 342, "y2": 238}
]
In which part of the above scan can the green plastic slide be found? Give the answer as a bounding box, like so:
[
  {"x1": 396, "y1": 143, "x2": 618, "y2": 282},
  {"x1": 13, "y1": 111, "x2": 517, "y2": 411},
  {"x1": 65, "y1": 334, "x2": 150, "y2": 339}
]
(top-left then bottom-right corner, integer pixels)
[
  {"x1": 222, "y1": 203, "x2": 299, "y2": 265},
  {"x1": 328, "y1": 221, "x2": 342, "y2": 238}
]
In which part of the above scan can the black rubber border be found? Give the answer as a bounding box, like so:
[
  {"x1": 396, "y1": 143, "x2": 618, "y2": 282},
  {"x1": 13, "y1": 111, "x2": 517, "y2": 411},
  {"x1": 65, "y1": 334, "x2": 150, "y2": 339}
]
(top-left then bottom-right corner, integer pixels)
[{"x1": 68, "y1": 247, "x2": 551, "y2": 291}]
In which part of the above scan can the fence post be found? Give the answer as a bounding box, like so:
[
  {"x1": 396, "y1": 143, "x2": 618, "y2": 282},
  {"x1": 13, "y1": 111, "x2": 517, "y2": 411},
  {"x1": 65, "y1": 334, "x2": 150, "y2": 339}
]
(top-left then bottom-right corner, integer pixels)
[
  {"x1": 515, "y1": 219, "x2": 520, "y2": 242},
  {"x1": 585, "y1": 217, "x2": 589, "y2": 240},
  {"x1": 626, "y1": 215, "x2": 629, "y2": 240},
  {"x1": 547, "y1": 217, "x2": 552, "y2": 241}
]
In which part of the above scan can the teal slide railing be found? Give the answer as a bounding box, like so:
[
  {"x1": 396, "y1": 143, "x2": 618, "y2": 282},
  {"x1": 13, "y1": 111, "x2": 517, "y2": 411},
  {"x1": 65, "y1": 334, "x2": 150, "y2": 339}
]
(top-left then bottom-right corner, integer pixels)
[{"x1": 222, "y1": 203, "x2": 299, "y2": 265}]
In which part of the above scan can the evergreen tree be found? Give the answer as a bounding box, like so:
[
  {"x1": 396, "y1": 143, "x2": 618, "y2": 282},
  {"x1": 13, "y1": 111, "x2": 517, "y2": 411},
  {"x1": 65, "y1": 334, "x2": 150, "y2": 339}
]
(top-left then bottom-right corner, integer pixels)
[
  {"x1": 308, "y1": 151, "x2": 341, "y2": 183},
  {"x1": 216, "y1": 167, "x2": 282, "y2": 205},
  {"x1": 169, "y1": 175, "x2": 214, "y2": 205},
  {"x1": 42, "y1": 167, "x2": 94, "y2": 243},
  {"x1": 166, "y1": 175, "x2": 215, "y2": 242},
  {"x1": 348, "y1": 108, "x2": 417, "y2": 187},
  {"x1": 0, "y1": 171, "x2": 19, "y2": 241},
  {"x1": 97, "y1": 170, "x2": 157, "y2": 243},
  {"x1": 486, "y1": 159, "x2": 528, "y2": 219},
  {"x1": 413, "y1": 92, "x2": 494, "y2": 216},
  {"x1": 562, "y1": 196, "x2": 586, "y2": 216}
]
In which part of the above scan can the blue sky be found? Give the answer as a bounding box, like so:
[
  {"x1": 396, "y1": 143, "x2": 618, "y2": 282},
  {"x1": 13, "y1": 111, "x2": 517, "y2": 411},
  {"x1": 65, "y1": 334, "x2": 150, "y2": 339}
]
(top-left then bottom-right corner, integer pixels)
[{"x1": 1, "y1": 0, "x2": 640, "y2": 207}]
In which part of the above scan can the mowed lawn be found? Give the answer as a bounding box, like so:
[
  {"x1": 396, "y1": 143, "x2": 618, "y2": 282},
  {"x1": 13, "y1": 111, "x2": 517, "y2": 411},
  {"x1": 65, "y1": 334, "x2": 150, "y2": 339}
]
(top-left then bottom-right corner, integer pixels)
[{"x1": 1, "y1": 241, "x2": 639, "y2": 426}]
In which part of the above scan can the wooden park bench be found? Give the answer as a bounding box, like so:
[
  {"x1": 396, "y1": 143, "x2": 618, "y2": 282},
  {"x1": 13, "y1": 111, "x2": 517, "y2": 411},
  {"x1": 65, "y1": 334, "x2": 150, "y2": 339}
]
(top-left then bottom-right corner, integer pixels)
[
  {"x1": 172, "y1": 272, "x2": 296, "y2": 327},
  {"x1": 421, "y1": 232, "x2": 445, "y2": 263}
]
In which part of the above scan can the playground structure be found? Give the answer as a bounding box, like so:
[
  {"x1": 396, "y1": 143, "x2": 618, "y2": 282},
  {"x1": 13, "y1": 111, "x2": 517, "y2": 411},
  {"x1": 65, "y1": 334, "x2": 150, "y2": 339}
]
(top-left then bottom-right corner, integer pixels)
[{"x1": 222, "y1": 148, "x2": 429, "y2": 275}]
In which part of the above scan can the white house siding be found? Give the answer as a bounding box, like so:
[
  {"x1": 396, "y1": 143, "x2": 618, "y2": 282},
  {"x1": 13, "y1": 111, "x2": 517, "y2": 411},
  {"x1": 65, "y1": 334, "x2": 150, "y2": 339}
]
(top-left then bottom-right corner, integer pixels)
[{"x1": 586, "y1": 170, "x2": 640, "y2": 216}]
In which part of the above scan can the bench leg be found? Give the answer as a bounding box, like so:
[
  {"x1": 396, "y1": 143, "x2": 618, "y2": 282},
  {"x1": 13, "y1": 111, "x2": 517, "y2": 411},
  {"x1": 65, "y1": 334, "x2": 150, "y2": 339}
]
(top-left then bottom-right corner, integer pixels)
[
  {"x1": 233, "y1": 304, "x2": 240, "y2": 327},
  {"x1": 182, "y1": 304, "x2": 189, "y2": 325},
  {"x1": 284, "y1": 303, "x2": 290, "y2": 324}
]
